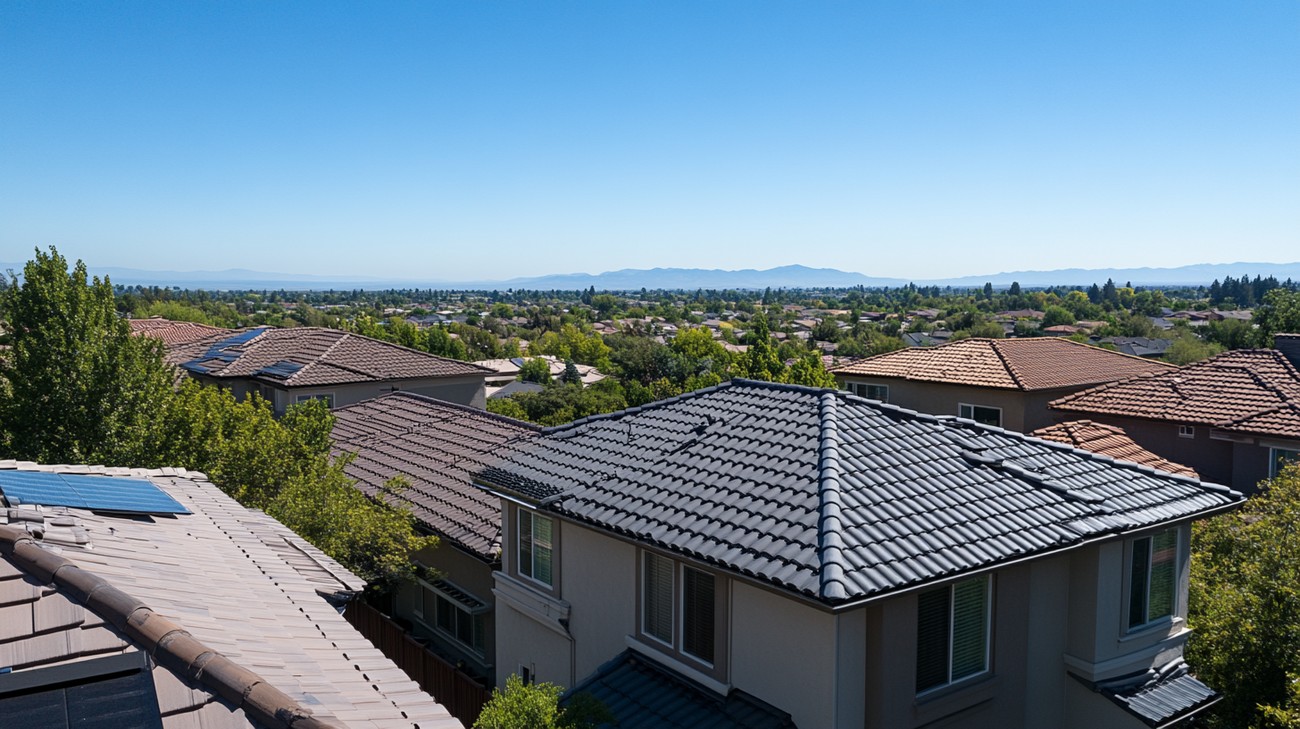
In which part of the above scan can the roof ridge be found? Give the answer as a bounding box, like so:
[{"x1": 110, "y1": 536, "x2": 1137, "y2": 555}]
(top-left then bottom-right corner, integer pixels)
[
  {"x1": 0, "y1": 525, "x2": 339, "y2": 729},
  {"x1": 334, "y1": 391, "x2": 543, "y2": 436},
  {"x1": 282, "y1": 329, "x2": 353, "y2": 384},
  {"x1": 987, "y1": 339, "x2": 1028, "y2": 390},
  {"x1": 345, "y1": 329, "x2": 496, "y2": 374},
  {"x1": 816, "y1": 392, "x2": 849, "y2": 602},
  {"x1": 540, "y1": 380, "x2": 742, "y2": 434}
]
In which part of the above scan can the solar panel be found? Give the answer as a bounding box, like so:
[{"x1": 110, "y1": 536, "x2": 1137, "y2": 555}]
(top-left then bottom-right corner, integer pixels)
[
  {"x1": 255, "y1": 360, "x2": 304, "y2": 379},
  {"x1": 181, "y1": 327, "x2": 267, "y2": 373},
  {"x1": 0, "y1": 471, "x2": 191, "y2": 515}
]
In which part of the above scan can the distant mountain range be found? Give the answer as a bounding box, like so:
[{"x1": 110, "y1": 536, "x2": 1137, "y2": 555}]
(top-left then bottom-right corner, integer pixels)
[{"x1": 3, "y1": 261, "x2": 1298, "y2": 291}]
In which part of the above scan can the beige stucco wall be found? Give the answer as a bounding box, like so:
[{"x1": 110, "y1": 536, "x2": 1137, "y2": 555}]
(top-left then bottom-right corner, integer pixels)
[{"x1": 562, "y1": 522, "x2": 639, "y2": 681}]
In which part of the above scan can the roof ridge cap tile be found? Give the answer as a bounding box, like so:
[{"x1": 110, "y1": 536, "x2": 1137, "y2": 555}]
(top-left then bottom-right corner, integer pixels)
[
  {"x1": 337, "y1": 329, "x2": 496, "y2": 374},
  {"x1": 0, "y1": 524, "x2": 341, "y2": 729},
  {"x1": 281, "y1": 329, "x2": 353, "y2": 385},
  {"x1": 816, "y1": 392, "x2": 849, "y2": 602},
  {"x1": 987, "y1": 339, "x2": 1029, "y2": 390}
]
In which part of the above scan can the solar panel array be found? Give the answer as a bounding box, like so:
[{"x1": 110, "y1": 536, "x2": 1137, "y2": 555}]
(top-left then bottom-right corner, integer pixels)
[{"x1": 0, "y1": 471, "x2": 191, "y2": 515}]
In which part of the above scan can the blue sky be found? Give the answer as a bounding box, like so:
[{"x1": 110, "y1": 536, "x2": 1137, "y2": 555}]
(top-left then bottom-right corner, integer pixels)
[{"x1": 1, "y1": 1, "x2": 1296, "y2": 282}]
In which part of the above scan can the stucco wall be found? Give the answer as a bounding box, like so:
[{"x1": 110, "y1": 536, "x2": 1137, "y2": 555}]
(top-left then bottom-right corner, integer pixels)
[
  {"x1": 562, "y1": 523, "x2": 638, "y2": 681},
  {"x1": 1063, "y1": 414, "x2": 1237, "y2": 487}
]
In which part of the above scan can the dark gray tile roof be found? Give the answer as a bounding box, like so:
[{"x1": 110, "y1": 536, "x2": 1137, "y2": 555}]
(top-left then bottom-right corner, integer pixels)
[
  {"x1": 480, "y1": 380, "x2": 1242, "y2": 605},
  {"x1": 564, "y1": 651, "x2": 796, "y2": 729},
  {"x1": 331, "y1": 392, "x2": 541, "y2": 560},
  {"x1": 1092, "y1": 660, "x2": 1219, "y2": 727}
]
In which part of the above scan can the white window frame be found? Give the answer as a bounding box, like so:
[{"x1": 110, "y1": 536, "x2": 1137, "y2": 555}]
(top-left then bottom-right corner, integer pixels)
[
  {"x1": 958, "y1": 403, "x2": 1002, "y2": 428},
  {"x1": 1178, "y1": 424, "x2": 1195, "y2": 439},
  {"x1": 517, "y1": 509, "x2": 554, "y2": 588},
  {"x1": 294, "y1": 392, "x2": 335, "y2": 409},
  {"x1": 1125, "y1": 527, "x2": 1180, "y2": 632},
  {"x1": 916, "y1": 575, "x2": 992, "y2": 696},
  {"x1": 1270, "y1": 447, "x2": 1300, "y2": 478},
  {"x1": 414, "y1": 579, "x2": 488, "y2": 657}
]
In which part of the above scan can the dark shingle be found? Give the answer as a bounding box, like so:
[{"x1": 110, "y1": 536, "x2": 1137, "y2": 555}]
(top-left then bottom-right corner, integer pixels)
[
  {"x1": 331, "y1": 392, "x2": 540, "y2": 559},
  {"x1": 1091, "y1": 660, "x2": 1219, "y2": 727},
  {"x1": 480, "y1": 380, "x2": 1242, "y2": 605}
]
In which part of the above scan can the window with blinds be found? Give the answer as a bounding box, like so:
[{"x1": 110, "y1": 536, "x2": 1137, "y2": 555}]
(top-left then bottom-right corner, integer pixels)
[
  {"x1": 519, "y1": 510, "x2": 554, "y2": 587},
  {"x1": 643, "y1": 553, "x2": 674, "y2": 644},
  {"x1": 916, "y1": 576, "x2": 990, "y2": 693},
  {"x1": 682, "y1": 568, "x2": 715, "y2": 664},
  {"x1": 1129, "y1": 528, "x2": 1178, "y2": 629}
]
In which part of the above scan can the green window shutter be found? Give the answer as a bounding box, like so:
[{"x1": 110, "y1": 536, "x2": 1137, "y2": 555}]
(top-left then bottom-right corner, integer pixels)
[
  {"x1": 682, "y1": 568, "x2": 715, "y2": 664},
  {"x1": 916, "y1": 587, "x2": 951, "y2": 692},
  {"x1": 950, "y1": 578, "x2": 988, "y2": 680}
]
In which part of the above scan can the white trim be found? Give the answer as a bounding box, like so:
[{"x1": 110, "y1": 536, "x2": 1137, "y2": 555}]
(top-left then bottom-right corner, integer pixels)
[
  {"x1": 957, "y1": 403, "x2": 1002, "y2": 428},
  {"x1": 1178, "y1": 424, "x2": 1195, "y2": 439},
  {"x1": 492, "y1": 572, "x2": 571, "y2": 638},
  {"x1": 1123, "y1": 526, "x2": 1181, "y2": 633}
]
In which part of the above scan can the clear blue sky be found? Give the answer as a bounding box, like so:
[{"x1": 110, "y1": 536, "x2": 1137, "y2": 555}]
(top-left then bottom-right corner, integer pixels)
[{"x1": 2, "y1": 1, "x2": 1297, "y2": 282}]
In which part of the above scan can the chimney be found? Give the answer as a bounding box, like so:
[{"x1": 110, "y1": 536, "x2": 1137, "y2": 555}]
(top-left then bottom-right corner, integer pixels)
[{"x1": 1276, "y1": 334, "x2": 1300, "y2": 371}]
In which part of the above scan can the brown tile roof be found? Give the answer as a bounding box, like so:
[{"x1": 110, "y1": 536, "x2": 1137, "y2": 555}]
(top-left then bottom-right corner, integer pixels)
[
  {"x1": 1031, "y1": 421, "x2": 1198, "y2": 478},
  {"x1": 0, "y1": 462, "x2": 462, "y2": 729},
  {"x1": 830, "y1": 337, "x2": 1176, "y2": 391},
  {"x1": 1050, "y1": 349, "x2": 1300, "y2": 440},
  {"x1": 129, "y1": 317, "x2": 233, "y2": 346},
  {"x1": 331, "y1": 392, "x2": 540, "y2": 561},
  {"x1": 170, "y1": 327, "x2": 492, "y2": 387}
]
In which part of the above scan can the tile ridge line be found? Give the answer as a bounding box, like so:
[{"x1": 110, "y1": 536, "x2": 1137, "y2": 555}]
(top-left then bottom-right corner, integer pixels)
[
  {"x1": 0, "y1": 524, "x2": 342, "y2": 729},
  {"x1": 816, "y1": 391, "x2": 849, "y2": 602}
]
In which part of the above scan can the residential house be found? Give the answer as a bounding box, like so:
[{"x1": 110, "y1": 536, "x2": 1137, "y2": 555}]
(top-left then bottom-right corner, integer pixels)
[
  {"x1": 475, "y1": 380, "x2": 1239, "y2": 729},
  {"x1": 1031, "y1": 421, "x2": 1198, "y2": 478},
  {"x1": 0, "y1": 461, "x2": 460, "y2": 729},
  {"x1": 167, "y1": 327, "x2": 491, "y2": 413},
  {"x1": 330, "y1": 393, "x2": 540, "y2": 684},
  {"x1": 1095, "y1": 337, "x2": 1174, "y2": 359},
  {"x1": 1050, "y1": 343, "x2": 1300, "y2": 492},
  {"x1": 830, "y1": 338, "x2": 1175, "y2": 433}
]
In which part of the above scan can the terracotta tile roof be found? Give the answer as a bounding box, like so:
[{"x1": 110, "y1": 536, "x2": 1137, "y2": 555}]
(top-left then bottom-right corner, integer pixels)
[
  {"x1": 330, "y1": 392, "x2": 540, "y2": 560},
  {"x1": 480, "y1": 380, "x2": 1240, "y2": 605},
  {"x1": 0, "y1": 462, "x2": 462, "y2": 729},
  {"x1": 169, "y1": 327, "x2": 491, "y2": 387},
  {"x1": 829, "y1": 337, "x2": 1176, "y2": 391},
  {"x1": 1050, "y1": 349, "x2": 1300, "y2": 440},
  {"x1": 129, "y1": 318, "x2": 233, "y2": 346},
  {"x1": 1032, "y1": 421, "x2": 1198, "y2": 478}
]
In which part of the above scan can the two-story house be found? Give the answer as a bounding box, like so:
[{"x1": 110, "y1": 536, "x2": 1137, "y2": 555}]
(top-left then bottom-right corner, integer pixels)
[
  {"x1": 166, "y1": 326, "x2": 493, "y2": 412},
  {"x1": 474, "y1": 380, "x2": 1240, "y2": 729},
  {"x1": 330, "y1": 391, "x2": 540, "y2": 684},
  {"x1": 830, "y1": 338, "x2": 1176, "y2": 433},
  {"x1": 1050, "y1": 344, "x2": 1300, "y2": 493}
]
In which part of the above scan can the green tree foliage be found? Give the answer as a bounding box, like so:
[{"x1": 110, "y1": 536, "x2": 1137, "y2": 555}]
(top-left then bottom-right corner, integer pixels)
[
  {"x1": 1041, "y1": 305, "x2": 1076, "y2": 328},
  {"x1": 1188, "y1": 465, "x2": 1300, "y2": 728},
  {"x1": 1255, "y1": 289, "x2": 1300, "y2": 347},
  {"x1": 473, "y1": 674, "x2": 612, "y2": 729},
  {"x1": 498, "y1": 380, "x2": 628, "y2": 427},
  {"x1": 519, "y1": 357, "x2": 553, "y2": 384},
  {"x1": 561, "y1": 359, "x2": 581, "y2": 385},
  {"x1": 738, "y1": 313, "x2": 784, "y2": 382},
  {"x1": 0, "y1": 247, "x2": 176, "y2": 465},
  {"x1": 1204, "y1": 318, "x2": 1256, "y2": 350},
  {"x1": 1163, "y1": 329, "x2": 1224, "y2": 366}
]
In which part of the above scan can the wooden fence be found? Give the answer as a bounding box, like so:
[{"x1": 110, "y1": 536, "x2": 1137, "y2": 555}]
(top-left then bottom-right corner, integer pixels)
[{"x1": 345, "y1": 600, "x2": 492, "y2": 726}]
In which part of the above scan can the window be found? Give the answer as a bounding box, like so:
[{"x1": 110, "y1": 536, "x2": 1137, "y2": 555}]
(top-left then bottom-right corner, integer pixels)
[
  {"x1": 294, "y1": 393, "x2": 335, "y2": 408},
  {"x1": 1178, "y1": 425, "x2": 1195, "y2": 439},
  {"x1": 639, "y1": 552, "x2": 719, "y2": 668},
  {"x1": 1128, "y1": 528, "x2": 1178, "y2": 630},
  {"x1": 518, "y1": 510, "x2": 554, "y2": 587},
  {"x1": 916, "y1": 576, "x2": 990, "y2": 694},
  {"x1": 958, "y1": 404, "x2": 1002, "y2": 428},
  {"x1": 1271, "y1": 448, "x2": 1300, "y2": 478},
  {"x1": 415, "y1": 579, "x2": 487, "y2": 655},
  {"x1": 847, "y1": 382, "x2": 889, "y2": 402}
]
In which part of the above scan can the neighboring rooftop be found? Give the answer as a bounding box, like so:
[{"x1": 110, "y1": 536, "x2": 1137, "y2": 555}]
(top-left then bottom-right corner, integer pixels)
[
  {"x1": 564, "y1": 650, "x2": 796, "y2": 729},
  {"x1": 0, "y1": 462, "x2": 461, "y2": 729},
  {"x1": 168, "y1": 327, "x2": 492, "y2": 387},
  {"x1": 129, "y1": 317, "x2": 233, "y2": 346},
  {"x1": 331, "y1": 392, "x2": 540, "y2": 560},
  {"x1": 478, "y1": 380, "x2": 1241, "y2": 606},
  {"x1": 1032, "y1": 421, "x2": 1197, "y2": 479},
  {"x1": 830, "y1": 337, "x2": 1175, "y2": 391},
  {"x1": 1091, "y1": 659, "x2": 1220, "y2": 728},
  {"x1": 1050, "y1": 349, "x2": 1300, "y2": 441}
]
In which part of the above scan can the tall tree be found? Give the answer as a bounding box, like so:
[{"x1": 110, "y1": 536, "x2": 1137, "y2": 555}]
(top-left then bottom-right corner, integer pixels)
[{"x1": 0, "y1": 247, "x2": 174, "y2": 465}]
